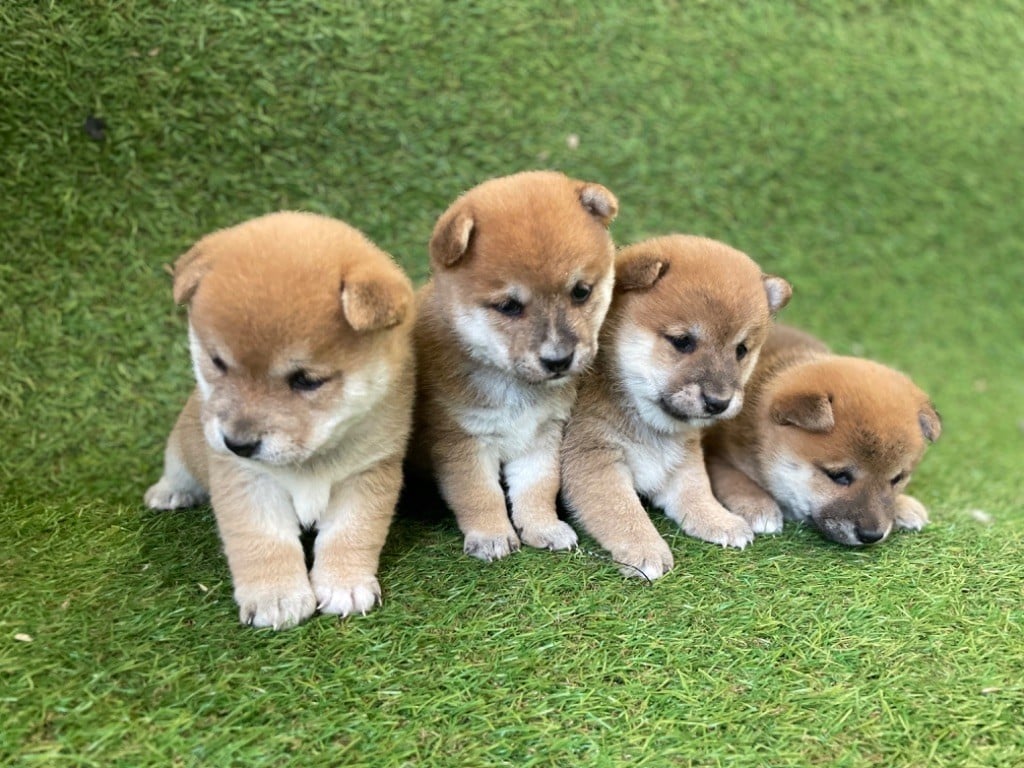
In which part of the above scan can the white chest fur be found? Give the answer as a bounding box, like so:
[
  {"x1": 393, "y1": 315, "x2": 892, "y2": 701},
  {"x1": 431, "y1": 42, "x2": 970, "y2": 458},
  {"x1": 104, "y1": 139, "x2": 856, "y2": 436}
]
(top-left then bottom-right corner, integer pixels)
[
  {"x1": 621, "y1": 425, "x2": 690, "y2": 499},
  {"x1": 457, "y1": 368, "x2": 572, "y2": 462}
]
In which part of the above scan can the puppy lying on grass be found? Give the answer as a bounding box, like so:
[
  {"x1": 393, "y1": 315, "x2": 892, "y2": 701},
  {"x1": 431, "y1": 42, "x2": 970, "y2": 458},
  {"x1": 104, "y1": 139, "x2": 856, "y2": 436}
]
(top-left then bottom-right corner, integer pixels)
[
  {"x1": 145, "y1": 212, "x2": 415, "y2": 629},
  {"x1": 412, "y1": 171, "x2": 619, "y2": 561},
  {"x1": 704, "y1": 324, "x2": 941, "y2": 545},
  {"x1": 561, "y1": 235, "x2": 791, "y2": 580}
]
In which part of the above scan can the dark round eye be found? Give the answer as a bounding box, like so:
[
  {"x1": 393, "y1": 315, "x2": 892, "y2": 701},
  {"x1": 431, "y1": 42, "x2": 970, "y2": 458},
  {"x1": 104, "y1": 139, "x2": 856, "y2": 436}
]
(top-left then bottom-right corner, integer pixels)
[
  {"x1": 492, "y1": 297, "x2": 525, "y2": 317},
  {"x1": 288, "y1": 370, "x2": 328, "y2": 393},
  {"x1": 666, "y1": 334, "x2": 697, "y2": 354},
  {"x1": 570, "y1": 282, "x2": 592, "y2": 303},
  {"x1": 211, "y1": 355, "x2": 228, "y2": 373},
  {"x1": 891, "y1": 471, "x2": 906, "y2": 486},
  {"x1": 823, "y1": 468, "x2": 854, "y2": 487},
  {"x1": 736, "y1": 342, "x2": 749, "y2": 361}
]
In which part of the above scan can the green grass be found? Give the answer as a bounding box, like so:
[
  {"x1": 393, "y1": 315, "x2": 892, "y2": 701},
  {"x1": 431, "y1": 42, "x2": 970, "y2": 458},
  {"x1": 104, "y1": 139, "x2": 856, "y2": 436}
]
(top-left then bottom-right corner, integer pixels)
[{"x1": 2, "y1": 1, "x2": 1022, "y2": 765}]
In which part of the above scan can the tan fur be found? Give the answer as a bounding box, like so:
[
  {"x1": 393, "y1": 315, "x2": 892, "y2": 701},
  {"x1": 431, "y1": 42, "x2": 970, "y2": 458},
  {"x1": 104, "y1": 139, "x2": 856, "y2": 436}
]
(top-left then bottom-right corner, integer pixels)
[
  {"x1": 561, "y1": 235, "x2": 791, "y2": 580},
  {"x1": 705, "y1": 324, "x2": 941, "y2": 545},
  {"x1": 412, "y1": 171, "x2": 619, "y2": 561},
  {"x1": 145, "y1": 212, "x2": 415, "y2": 629}
]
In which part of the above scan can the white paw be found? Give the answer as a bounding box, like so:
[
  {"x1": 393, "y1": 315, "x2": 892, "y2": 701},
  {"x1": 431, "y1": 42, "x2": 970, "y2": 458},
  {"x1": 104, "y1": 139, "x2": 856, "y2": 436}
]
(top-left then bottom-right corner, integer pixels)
[
  {"x1": 895, "y1": 495, "x2": 930, "y2": 531},
  {"x1": 312, "y1": 574, "x2": 381, "y2": 618},
  {"x1": 742, "y1": 502, "x2": 784, "y2": 535},
  {"x1": 518, "y1": 520, "x2": 578, "y2": 551},
  {"x1": 463, "y1": 530, "x2": 521, "y2": 562},
  {"x1": 235, "y1": 579, "x2": 316, "y2": 631},
  {"x1": 144, "y1": 478, "x2": 208, "y2": 510},
  {"x1": 612, "y1": 536, "x2": 675, "y2": 581},
  {"x1": 684, "y1": 509, "x2": 755, "y2": 549}
]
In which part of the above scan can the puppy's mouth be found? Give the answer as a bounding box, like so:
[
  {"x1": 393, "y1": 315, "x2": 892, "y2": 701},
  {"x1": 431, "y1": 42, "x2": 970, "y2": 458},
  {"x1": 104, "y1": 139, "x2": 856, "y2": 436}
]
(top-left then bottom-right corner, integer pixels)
[{"x1": 656, "y1": 396, "x2": 702, "y2": 423}]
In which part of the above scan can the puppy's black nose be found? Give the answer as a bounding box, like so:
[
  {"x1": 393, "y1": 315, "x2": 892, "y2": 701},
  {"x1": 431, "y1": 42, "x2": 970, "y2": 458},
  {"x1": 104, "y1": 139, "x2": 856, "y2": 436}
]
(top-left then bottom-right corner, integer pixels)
[
  {"x1": 855, "y1": 526, "x2": 886, "y2": 544},
  {"x1": 224, "y1": 436, "x2": 261, "y2": 458},
  {"x1": 540, "y1": 354, "x2": 573, "y2": 374},
  {"x1": 702, "y1": 393, "x2": 731, "y2": 415}
]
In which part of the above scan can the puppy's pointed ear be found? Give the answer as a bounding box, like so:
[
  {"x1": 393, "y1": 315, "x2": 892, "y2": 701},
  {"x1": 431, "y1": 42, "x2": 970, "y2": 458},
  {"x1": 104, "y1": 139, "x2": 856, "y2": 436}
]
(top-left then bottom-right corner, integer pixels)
[
  {"x1": 577, "y1": 182, "x2": 618, "y2": 227},
  {"x1": 172, "y1": 245, "x2": 211, "y2": 305},
  {"x1": 615, "y1": 249, "x2": 669, "y2": 292},
  {"x1": 763, "y1": 275, "x2": 792, "y2": 315},
  {"x1": 341, "y1": 266, "x2": 414, "y2": 332},
  {"x1": 771, "y1": 391, "x2": 834, "y2": 433},
  {"x1": 429, "y1": 207, "x2": 475, "y2": 269},
  {"x1": 919, "y1": 402, "x2": 942, "y2": 443}
]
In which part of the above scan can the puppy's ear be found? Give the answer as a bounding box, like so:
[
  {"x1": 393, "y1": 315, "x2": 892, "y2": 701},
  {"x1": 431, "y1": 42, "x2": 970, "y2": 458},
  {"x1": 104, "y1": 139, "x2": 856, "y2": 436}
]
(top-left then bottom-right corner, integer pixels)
[
  {"x1": 341, "y1": 267, "x2": 413, "y2": 332},
  {"x1": 172, "y1": 245, "x2": 211, "y2": 305},
  {"x1": 763, "y1": 275, "x2": 792, "y2": 315},
  {"x1": 771, "y1": 392, "x2": 834, "y2": 433},
  {"x1": 577, "y1": 183, "x2": 618, "y2": 227},
  {"x1": 615, "y1": 250, "x2": 669, "y2": 292},
  {"x1": 919, "y1": 402, "x2": 942, "y2": 443},
  {"x1": 430, "y1": 207, "x2": 475, "y2": 269}
]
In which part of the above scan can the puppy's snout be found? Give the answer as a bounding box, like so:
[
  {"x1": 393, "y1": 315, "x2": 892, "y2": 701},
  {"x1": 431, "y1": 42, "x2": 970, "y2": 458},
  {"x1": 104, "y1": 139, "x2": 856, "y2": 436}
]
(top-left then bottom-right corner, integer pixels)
[
  {"x1": 854, "y1": 524, "x2": 886, "y2": 545},
  {"x1": 540, "y1": 354, "x2": 574, "y2": 374},
  {"x1": 701, "y1": 392, "x2": 732, "y2": 416},
  {"x1": 224, "y1": 435, "x2": 262, "y2": 458}
]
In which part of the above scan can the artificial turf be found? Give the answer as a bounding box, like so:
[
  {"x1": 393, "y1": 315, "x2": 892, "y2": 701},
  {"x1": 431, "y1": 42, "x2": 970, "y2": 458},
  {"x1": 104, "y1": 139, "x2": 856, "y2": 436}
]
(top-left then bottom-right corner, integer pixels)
[{"x1": 2, "y1": 1, "x2": 1022, "y2": 765}]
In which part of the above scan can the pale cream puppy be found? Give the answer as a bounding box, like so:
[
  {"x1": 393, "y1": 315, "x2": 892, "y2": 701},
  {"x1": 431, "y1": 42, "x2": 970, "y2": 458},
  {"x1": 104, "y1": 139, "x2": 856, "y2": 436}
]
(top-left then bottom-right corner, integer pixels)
[
  {"x1": 412, "y1": 171, "x2": 619, "y2": 561},
  {"x1": 705, "y1": 324, "x2": 941, "y2": 545},
  {"x1": 561, "y1": 235, "x2": 791, "y2": 580},
  {"x1": 145, "y1": 212, "x2": 415, "y2": 630}
]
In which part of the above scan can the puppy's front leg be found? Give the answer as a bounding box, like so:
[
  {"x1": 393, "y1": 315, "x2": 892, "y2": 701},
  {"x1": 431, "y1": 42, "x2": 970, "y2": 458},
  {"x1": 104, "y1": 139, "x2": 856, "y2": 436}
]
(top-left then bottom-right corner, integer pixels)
[
  {"x1": 311, "y1": 457, "x2": 402, "y2": 618},
  {"x1": 212, "y1": 464, "x2": 315, "y2": 630},
  {"x1": 436, "y1": 439, "x2": 520, "y2": 561},
  {"x1": 706, "y1": 455, "x2": 783, "y2": 535},
  {"x1": 660, "y1": 437, "x2": 754, "y2": 549},
  {"x1": 562, "y1": 444, "x2": 673, "y2": 580},
  {"x1": 504, "y1": 421, "x2": 577, "y2": 552}
]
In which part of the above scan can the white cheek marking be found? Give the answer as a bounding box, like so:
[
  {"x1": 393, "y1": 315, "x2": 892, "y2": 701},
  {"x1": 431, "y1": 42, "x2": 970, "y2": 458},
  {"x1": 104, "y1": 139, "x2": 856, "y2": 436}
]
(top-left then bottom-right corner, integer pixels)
[
  {"x1": 764, "y1": 453, "x2": 820, "y2": 521},
  {"x1": 614, "y1": 323, "x2": 684, "y2": 433},
  {"x1": 307, "y1": 357, "x2": 392, "y2": 453},
  {"x1": 452, "y1": 304, "x2": 512, "y2": 370},
  {"x1": 188, "y1": 323, "x2": 213, "y2": 401}
]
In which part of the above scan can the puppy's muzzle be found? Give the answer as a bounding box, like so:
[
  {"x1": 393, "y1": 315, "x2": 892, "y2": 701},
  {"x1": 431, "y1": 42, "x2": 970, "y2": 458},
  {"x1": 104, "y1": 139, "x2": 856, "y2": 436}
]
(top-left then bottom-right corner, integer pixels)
[{"x1": 701, "y1": 392, "x2": 732, "y2": 416}]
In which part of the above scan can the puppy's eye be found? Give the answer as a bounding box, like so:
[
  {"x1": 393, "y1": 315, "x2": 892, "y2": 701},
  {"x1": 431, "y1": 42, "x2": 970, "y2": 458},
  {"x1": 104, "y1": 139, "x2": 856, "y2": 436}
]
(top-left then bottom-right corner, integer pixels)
[
  {"x1": 666, "y1": 334, "x2": 697, "y2": 354},
  {"x1": 492, "y1": 297, "x2": 525, "y2": 318},
  {"x1": 891, "y1": 471, "x2": 907, "y2": 486},
  {"x1": 736, "y1": 342, "x2": 749, "y2": 361},
  {"x1": 822, "y1": 467, "x2": 855, "y2": 487},
  {"x1": 288, "y1": 369, "x2": 328, "y2": 393},
  {"x1": 211, "y1": 355, "x2": 228, "y2": 373},
  {"x1": 570, "y1": 282, "x2": 592, "y2": 304}
]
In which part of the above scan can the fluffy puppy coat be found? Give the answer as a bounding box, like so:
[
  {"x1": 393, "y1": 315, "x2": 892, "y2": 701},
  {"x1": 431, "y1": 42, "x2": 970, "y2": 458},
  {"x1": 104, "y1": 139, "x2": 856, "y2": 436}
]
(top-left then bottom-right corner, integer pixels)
[
  {"x1": 413, "y1": 171, "x2": 618, "y2": 561},
  {"x1": 561, "y1": 235, "x2": 791, "y2": 580},
  {"x1": 704, "y1": 324, "x2": 941, "y2": 545},
  {"x1": 145, "y1": 212, "x2": 415, "y2": 630}
]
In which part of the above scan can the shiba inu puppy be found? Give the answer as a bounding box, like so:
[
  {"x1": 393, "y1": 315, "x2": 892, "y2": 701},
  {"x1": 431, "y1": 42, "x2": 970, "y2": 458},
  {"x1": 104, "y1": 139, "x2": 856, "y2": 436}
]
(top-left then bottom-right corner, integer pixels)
[
  {"x1": 145, "y1": 212, "x2": 415, "y2": 630},
  {"x1": 704, "y1": 324, "x2": 941, "y2": 546},
  {"x1": 413, "y1": 171, "x2": 618, "y2": 561},
  {"x1": 561, "y1": 235, "x2": 791, "y2": 580}
]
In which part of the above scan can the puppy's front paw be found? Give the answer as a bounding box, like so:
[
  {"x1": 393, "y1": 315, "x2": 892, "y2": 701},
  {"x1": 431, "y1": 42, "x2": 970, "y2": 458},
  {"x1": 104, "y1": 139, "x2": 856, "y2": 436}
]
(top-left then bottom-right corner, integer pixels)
[
  {"x1": 729, "y1": 497, "x2": 784, "y2": 535},
  {"x1": 144, "y1": 478, "x2": 208, "y2": 510},
  {"x1": 611, "y1": 536, "x2": 674, "y2": 581},
  {"x1": 234, "y1": 578, "x2": 316, "y2": 631},
  {"x1": 463, "y1": 530, "x2": 521, "y2": 562},
  {"x1": 683, "y1": 506, "x2": 755, "y2": 549},
  {"x1": 895, "y1": 494, "x2": 930, "y2": 531},
  {"x1": 518, "y1": 520, "x2": 578, "y2": 552},
  {"x1": 312, "y1": 572, "x2": 382, "y2": 618}
]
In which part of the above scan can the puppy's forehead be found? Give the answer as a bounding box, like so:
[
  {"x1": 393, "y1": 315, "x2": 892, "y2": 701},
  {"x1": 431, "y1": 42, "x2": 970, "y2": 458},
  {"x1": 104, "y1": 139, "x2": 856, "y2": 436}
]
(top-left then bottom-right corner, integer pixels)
[
  {"x1": 811, "y1": 359, "x2": 929, "y2": 467},
  {"x1": 635, "y1": 239, "x2": 770, "y2": 332}
]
